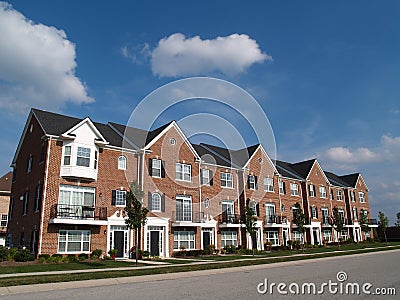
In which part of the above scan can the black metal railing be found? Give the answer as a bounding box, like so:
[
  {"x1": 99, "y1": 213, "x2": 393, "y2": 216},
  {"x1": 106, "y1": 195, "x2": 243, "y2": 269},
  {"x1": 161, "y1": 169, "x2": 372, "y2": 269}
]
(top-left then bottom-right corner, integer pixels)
[
  {"x1": 218, "y1": 213, "x2": 241, "y2": 224},
  {"x1": 266, "y1": 215, "x2": 288, "y2": 224},
  {"x1": 171, "y1": 211, "x2": 205, "y2": 223},
  {"x1": 50, "y1": 204, "x2": 107, "y2": 220}
]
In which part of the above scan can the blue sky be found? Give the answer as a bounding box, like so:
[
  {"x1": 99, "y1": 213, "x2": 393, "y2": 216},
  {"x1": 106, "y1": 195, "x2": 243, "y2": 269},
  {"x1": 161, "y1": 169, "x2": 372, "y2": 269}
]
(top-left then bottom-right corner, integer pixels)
[{"x1": 0, "y1": 1, "x2": 399, "y2": 223}]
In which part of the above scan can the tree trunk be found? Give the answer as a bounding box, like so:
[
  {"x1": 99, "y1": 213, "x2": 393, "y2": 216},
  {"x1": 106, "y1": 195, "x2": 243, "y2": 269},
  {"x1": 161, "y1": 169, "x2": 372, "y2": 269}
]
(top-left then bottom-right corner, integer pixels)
[
  {"x1": 135, "y1": 228, "x2": 138, "y2": 266},
  {"x1": 384, "y1": 231, "x2": 387, "y2": 244}
]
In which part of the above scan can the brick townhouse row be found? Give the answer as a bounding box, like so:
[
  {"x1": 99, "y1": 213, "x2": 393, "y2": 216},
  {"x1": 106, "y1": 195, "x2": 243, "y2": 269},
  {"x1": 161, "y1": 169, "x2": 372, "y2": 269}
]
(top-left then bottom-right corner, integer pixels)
[{"x1": 6, "y1": 108, "x2": 377, "y2": 258}]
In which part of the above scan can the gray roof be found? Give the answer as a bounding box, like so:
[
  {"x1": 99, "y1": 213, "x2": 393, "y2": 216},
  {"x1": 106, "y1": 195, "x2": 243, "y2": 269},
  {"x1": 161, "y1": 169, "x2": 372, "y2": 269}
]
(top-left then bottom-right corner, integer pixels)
[
  {"x1": 339, "y1": 173, "x2": 360, "y2": 188},
  {"x1": 290, "y1": 159, "x2": 316, "y2": 179},
  {"x1": 324, "y1": 171, "x2": 350, "y2": 187},
  {"x1": 274, "y1": 160, "x2": 305, "y2": 180},
  {"x1": 194, "y1": 143, "x2": 260, "y2": 168}
]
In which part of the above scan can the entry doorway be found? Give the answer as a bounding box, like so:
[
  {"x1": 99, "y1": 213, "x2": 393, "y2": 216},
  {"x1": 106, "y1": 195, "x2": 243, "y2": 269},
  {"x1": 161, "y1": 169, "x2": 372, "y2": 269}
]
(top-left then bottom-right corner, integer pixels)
[
  {"x1": 147, "y1": 226, "x2": 164, "y2": 257},
  {"x1": 202, "y1": 228, "x2": 213, "y2": 250},
  {"x1": 312, "y1": 228, "x2": 319, "y2": 245},
  {"x1": 282, "y1": 228, "x2": 288, "y2": 247},
  {"x1": 110, "y1": 225, "x2": 129, "y2": 258}
]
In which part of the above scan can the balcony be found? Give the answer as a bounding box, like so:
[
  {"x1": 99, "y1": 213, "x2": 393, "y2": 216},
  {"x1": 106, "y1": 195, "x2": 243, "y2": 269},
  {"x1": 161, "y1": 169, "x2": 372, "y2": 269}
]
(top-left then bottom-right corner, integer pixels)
[
  {"x1": 321, "y1": 217, "x2": 331, "y2": 226},
  {"x1": 49, "y1": 204, "x2": 107, "y2": 225},
  {"x1": 368, "y1": 219, "x2": 378, "y2": 225},
  {"x1": 171, "y1": 211, "x2": 205, "y2": 225},
  {"x1": 266, "y1": 215, "x2": 288, "y2": 224},
  {"x1": 60, "y1": 165, "x2": 97, "y2": 181},
  {"x1": 218, "y1": 213, "x2": 241, "y2": 225}
]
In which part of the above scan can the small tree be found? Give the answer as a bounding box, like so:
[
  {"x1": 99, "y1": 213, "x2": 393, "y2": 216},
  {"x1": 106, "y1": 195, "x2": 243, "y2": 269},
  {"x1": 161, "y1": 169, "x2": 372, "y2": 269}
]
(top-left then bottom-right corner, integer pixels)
[
  {"x1": 395, "y1": 212, "x2": 400, "y2": 228},
  {"x1": 359, "y1": 209, "x2": 370, "y2": 241},
  {"x1": 332, "y1": 207, "x2": 344, "y2": 248},
  {"x1": 241, "y1": 203, "x2": 257, "y2": 255},
  {"x1": 378, "y1": 211, "x2": 389, "y2": 244},
  {"x1": 292, "y1": 202, "x2": 306, "y2": 252},
  {"x1": 124, "y1": 181, "x2": 149, "y2": 266}
]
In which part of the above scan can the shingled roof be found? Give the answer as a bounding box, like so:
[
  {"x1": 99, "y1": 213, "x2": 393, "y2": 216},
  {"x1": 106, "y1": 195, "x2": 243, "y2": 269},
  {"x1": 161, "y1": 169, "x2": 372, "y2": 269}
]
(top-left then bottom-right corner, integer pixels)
[
  {"x1": 324, "y1": 171, "x2": 350, "y2": 187},
  {"x1": 339, "y1": 173, "x2": 360, "y2": 188},
  {"x1": 290, "y1": 159, "x2": 316, "y2": 179},
  {"x1": 0, "y1": 171, "x2": 12, "y2": 194},
  {"x1": 274, "y1": 160, "x2": 304, "y2": 180}
]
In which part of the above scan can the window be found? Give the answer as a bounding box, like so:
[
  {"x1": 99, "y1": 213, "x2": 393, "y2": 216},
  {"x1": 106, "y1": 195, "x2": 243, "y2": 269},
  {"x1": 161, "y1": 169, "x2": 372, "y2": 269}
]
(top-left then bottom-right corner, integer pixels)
[
  {"x1": 319, "y1": 186, "x2": 327, "y2": 198},
  {"x1": 321, "y1": 208, "x2": 329, "y2": 224},
  {"x1": 330, "y1": 189, "x2": 334, "y2": 200},
  {"x1": 204, "y1": 198, "x2": 210, "y2": 208},
  {"x1": 34, "y1": 184, "x2": 42, "y2": 212},
  {"x1": 338, "y1": 209, "x2": 345, "y2": 223},
  {"x1": 279, "y1": 180, "x2": 285, "y2": 194},
  {"x1": 176, "y1": 196, "x2": 192, "y2": 221},
  {"x1": 293, "y1": 230, "x2": 303, "y2": 242},
  {"x1": 290, "y1": 183, "x2": 299, "y2": 196},
  {"x1": 359, "y1": 192, "x2": 366, "y2": 203},
  {"x1": 170, "y1": 138, "x2": 176, "y2": 145},
  {"x1": 340, "y1": 230, "x2": 348, "y2": 240},
  {"x1": 249, "y1": 200, "x2": 257, "y2": 216},
  {"x1": 201, "y1": 169, "x2": 211, "y2": 185},
  {"x1": 221, "y1": 231, "x2": 238, "y2": 247},
  {"x1": 323, "y1": 230, "x2": 332, "y2": 242},
  {"x1": 118, "y1": 156, "x2": 126, "y2": 170},
  {"x1": 40, "y1": 145, "x2": 45, "y2": 163},
  {"x1": 77, "y1": 147, "x2": 91, "y2": 167},
  {"x1": 264, "y1": 177, "x2": 274, "y2": 192},
  {"x1": 311, "y1": 206, "x2": 318, "y2": 219},
  {"x1": 221, "y1": 172, "x2": 233, "y2": 188},
  {"x1": 151, "y1": 159, "x2": 162, "y2": 177},
  {"x1": 151, "y1": 193, "x2": 161, "y2": 211},
  {"x1": 265, "y1": 203, "x2": 276, "y2": 223},
  {"x1": 309, "y1": 184, "x2": 315, "y2": 197},
  {"x1": 174, "y1": 231, "x2": 195, "y2": 250},
  {"x1": 115, "y1": 190, "x2": 126, "y2": 206},
  {"x1": 1, "y1": 214, "x2": 8, "y2": 227},
  {"x1": 176, "y1": 163, "x2": 191, "y2": 181},
  {"x1": 337, "y1": 190, "x2": 343, "y2": 201},
  {"x1": 58, "y1": 230, "x2": 90, "y2": 253},
  {"x1": 248, "y1": 175, "x2": 256, "y2": 190},
  {"x1": 94, "y1": 151, "x2": 98, "y2": 169},
  {"x1": 23, "y1": 191, "x2": 29, "y2": 215},
  {"x1": 63, "y1": 146, "x2": 71, "y2": 165},
  {"x1": 266, "y1": 231, "x2": 279, "y2": 246},
  {"x1": 26, "y1": 156, "x2": 33, "y2": 173},
  {"x1": 350, "y1": 191, "x2": 355, "y2": 202},
  {"x1": 222, "y1": 200, "x2": 234, "y2": 217},
  {"x1": 59, "y1": 185, "x2": 95, "y2": 217},
  {"x1": 353, "y1": 207, "x2": 358, "y2": 221}
]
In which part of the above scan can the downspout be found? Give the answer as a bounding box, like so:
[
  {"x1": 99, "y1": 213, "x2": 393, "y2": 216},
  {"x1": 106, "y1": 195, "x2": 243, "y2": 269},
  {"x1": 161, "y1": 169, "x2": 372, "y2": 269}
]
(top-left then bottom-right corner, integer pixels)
[{"x1": 38, "y1": 136, "x2": 52, "y2": 255}]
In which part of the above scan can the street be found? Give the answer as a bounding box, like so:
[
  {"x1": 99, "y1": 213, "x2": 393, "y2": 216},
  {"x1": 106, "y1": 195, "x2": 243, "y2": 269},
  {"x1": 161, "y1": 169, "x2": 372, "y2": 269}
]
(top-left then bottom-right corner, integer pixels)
[{"x1": 1, "y1": 249, "x2": 399, "y2": 300}]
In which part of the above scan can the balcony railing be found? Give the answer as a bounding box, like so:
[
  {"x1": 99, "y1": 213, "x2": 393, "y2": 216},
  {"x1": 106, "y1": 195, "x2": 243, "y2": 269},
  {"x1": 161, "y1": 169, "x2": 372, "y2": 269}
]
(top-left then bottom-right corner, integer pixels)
[
  {"x1": 368, "y1": 219, "x2": 378, "y2": 225},
  {"x1": 50, "y1": 204, "x2": 107, "y2": 220},
  {"x1": 266, "y1": 215, "x2": 288, "y2": 224},
  {"x1": 218, "y1": 213, "x2": 241, "y2": 224},
  {"x1": 321, "y1": 216, "x2": 330, "y2": 225},
  {"x1": 171, "y1": 211, "x2": 205, "y2": 223}
]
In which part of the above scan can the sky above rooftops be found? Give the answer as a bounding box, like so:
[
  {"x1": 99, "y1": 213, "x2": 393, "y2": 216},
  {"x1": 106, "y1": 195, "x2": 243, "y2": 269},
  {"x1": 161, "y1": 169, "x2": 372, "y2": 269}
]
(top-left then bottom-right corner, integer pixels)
[{"x1": 0, "y1": 0, "x2": 399, "y2": 223}]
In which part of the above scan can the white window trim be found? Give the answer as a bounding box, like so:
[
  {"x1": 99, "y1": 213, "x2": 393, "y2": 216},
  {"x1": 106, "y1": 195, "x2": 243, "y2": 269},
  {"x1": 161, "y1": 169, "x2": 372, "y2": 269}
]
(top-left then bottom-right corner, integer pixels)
[
  {"x1": 359, "y1": 192, "x2": 366, "y2": 203},
  {"x1": 118, "y1": 156, "x2": 126, "y2": 170},
  {"x1": 266, "y1": 230, "x2": 279, "y2": 246},
  {"x1": 76, "y1": 146, "x2": 91, "y2": 167},
  {"x1": 248, "y1": 175, "x2": 256, "y2": 190},
  {"x1": 290, "y1": 183, "x2": 299, "y2": 196},
  {"x1": 151, "y1": 193, "x2": 161, "y2": 212},
  {"x1": 309, "y1": 184, "x2": 315, "y2": 197},
  {"x1": 152, "y1": 159, "x2": 162, "y2": 178},
  {"x1": 264, "y1": 177, "x2": 274, "y2": 192},
  {"x1": 173, "y1": 231, "x2": 195, "y2": 250},
  {"x1": 58, "y1": 230, "x2": 91, "y2": 254},
  {"x1": 319, "y1": 186, "x2": 327, "y2": 198},
  {"x1": 176, "y1": 163, "x2": 191, "y2": 182},
  {"x1": 115, "y1": 190, "x2": 127, "y2": 207},
  {"x1": 201, "y1": 169, "x2": 210, "y2": 186},
  {"x1": 221, "y1": 172, "x2": 233, "y2": 188},
  {"x1": 278, "y1": 180, "x2": 285, "y2": 194},
  {"x1": 221, "y1": 231, "x2": 238, "y2": 247},
  {"x1": 337, "y1": 190, "x2": 343, "y2": 201}
]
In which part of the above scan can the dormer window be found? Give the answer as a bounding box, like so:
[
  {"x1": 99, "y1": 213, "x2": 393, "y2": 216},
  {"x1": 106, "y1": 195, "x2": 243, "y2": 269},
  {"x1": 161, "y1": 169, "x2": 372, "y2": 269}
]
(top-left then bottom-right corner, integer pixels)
[{"x1": 77, "y1": 147, "x2": 91, "y2": 167}]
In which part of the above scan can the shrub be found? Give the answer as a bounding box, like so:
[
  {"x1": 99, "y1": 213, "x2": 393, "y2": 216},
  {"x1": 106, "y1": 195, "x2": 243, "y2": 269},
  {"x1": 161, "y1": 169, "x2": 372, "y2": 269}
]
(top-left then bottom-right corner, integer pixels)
[
  {"x1": 0, "y1": 246, "x2": 9, "y2": 261},
  {"x1": 38, "y1": 254, "x2": 50, "y2": 260},
  {"x1": 48, "y1": 254, "x2": 63, "y2": 263},
  {"x1": 222, "y1": 245, "x2": 237, "y2": 254},
  {"x1": 204, "y1": 244, "x2": 216, "y2": 255},
  {"x1": 68, "y1": 254, "x2": 79, "y2": 262},
  {"x1": 142, "y1": 250, "x2": 150, "y2": 258},
  {"x1": 78, "y1": 253, "x2": 89, "y2": 260},
  {"x1": 14, "y1": 249, "x2": 35, "y2": 262},
  {"x1": 7, "y1": 247, "x2": 18, "y2": 261},
  {"x1": 91, "y1": 249, "x2": 103, "y2": 258}
]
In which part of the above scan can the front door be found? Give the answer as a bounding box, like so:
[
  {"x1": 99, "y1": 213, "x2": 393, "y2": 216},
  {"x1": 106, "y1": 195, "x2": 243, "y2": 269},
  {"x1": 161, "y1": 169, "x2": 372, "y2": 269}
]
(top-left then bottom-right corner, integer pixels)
[
  {"x1": 114, "y1": 231, "x2": 124, "y2": 258},
  {"x1": 150, "y1": 231, "x2": 160, "y2": 256},
  {"x1": 282, "y1": 228, "x2": 288, "y2": 247},
  {"x1": 203, "y1": 231, "x2": 211, "y2": 249},
  {"x1": 313, "y1": 229, "x2": 319, "y2": 245}
]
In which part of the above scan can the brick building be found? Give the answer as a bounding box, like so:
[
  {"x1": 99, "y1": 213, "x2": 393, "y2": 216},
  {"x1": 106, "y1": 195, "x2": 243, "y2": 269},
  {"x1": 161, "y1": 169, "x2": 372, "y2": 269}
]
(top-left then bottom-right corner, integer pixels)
[
  {"x1": 7, "y1": 108, "x2": 376, "y2": 257},
  {"x1": 0, "y1": 172, "x2": 12, "y2": 246}
]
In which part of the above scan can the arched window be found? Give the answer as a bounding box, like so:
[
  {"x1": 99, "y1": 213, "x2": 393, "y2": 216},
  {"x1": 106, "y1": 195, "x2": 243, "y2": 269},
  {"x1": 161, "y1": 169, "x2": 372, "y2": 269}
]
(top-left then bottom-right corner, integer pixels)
[
  {"x1": 118, "y1": 156, "x2": 126, "y2": 170},
  {"x1": 152, "y1": 193, "x2": 161, "y2": 211}
]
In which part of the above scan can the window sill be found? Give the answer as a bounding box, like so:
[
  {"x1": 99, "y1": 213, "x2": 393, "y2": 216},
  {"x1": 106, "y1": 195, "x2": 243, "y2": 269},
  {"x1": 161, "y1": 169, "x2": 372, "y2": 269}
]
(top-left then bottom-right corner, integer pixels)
[
  {"x1": 221, "y1": 186, "x2": 234, "y2": 189},
  {"x1": 264, "y1": 190, "x2": 275, "y2": 193},
  {"x1": 175, "y1": 179, "x2": 192, "y2": 183}
]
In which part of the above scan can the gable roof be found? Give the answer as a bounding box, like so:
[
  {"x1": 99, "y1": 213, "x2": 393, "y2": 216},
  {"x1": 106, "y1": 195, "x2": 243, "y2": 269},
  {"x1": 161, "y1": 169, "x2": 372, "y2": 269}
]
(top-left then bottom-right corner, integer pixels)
[
  {"x1": 274, "y1": 160, "x2": 304, "y2": 180},
  {"x1": 324, "y1": 171, "x2": 350, "y2": 187},
  {"x1": 196, "y1": 143, "x2": 260, "y2": 168},
  {"x1": 290, "y1": 159, "x2": 316, "y2": 178},
  {"x1": 0, "y1": 171, "x2": 12, "y2": 194},
  {"x1": 339, "y1": 173, "x2": 360, "y2": 188}
]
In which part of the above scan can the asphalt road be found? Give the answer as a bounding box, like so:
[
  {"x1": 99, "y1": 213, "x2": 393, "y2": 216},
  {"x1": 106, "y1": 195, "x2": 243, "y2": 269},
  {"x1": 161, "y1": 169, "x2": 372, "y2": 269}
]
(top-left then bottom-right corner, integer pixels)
[{"x1": 1, "y1": 249, "x2": 399, "y2": 300}]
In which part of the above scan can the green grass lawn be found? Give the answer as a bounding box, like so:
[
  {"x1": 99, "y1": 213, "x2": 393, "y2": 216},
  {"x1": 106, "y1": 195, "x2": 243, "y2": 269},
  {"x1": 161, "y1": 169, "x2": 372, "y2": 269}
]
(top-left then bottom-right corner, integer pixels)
[{"x1": 0, "y1": 260, "x2": 143, "y2": 275}]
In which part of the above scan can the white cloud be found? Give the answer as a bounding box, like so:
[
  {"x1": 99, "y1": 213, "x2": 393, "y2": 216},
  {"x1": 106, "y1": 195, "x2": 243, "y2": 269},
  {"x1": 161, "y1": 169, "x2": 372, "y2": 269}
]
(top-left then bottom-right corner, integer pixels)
[
  {"x1": 121, "y1": 43, "x2": 150, "y2": 64},
  {"x1": 323, "y1": 146, "x2": 380, "y2": 164},
  {"x1": 150, "y1": 33, "x2": 271, "y2": 77},
  {"x1": 0, "y1": 2, "x2": 93, "y2": 114}
]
